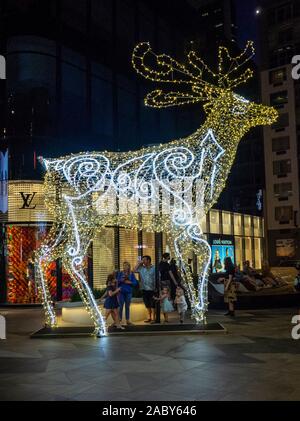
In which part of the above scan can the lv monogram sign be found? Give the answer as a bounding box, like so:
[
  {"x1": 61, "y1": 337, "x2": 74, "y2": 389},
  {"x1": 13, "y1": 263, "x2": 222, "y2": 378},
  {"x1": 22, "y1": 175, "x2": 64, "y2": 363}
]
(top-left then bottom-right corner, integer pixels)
[{"x1": 19, "y1": 192, "x2": 37, "y2": 209}]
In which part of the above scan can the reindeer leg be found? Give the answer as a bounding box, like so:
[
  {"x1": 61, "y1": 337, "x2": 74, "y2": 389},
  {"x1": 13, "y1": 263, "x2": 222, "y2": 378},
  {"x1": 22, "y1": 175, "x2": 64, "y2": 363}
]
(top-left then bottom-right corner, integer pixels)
[
  {"x1": 63, "y1": 258, "x2": 106, "y2": 337},
  {"x1": 63, "y1": 216, "x2": 107, "y2": 337},
  {"x1": 173, "y1": 223, "x2": 211, "y2": 324},
  {"x1": 35, "y1": 223, "x2": 66, "y2": 327}
]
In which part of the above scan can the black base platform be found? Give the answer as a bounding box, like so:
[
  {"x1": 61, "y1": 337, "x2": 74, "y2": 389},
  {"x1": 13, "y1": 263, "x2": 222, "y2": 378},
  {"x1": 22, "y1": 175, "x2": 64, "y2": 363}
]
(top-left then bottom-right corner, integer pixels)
[
  {"x1": 0, "y1": 303, "x2": 42, "y2": 308},
  {"x1": 30, "y1": 322, "x2": 226, "y2": 338}
]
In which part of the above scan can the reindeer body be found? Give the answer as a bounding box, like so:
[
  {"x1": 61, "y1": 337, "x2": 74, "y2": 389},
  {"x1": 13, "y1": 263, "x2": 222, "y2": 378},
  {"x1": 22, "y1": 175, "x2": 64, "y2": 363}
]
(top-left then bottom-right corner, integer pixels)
[{"x1": 35, "y1": 42, "x2": 277, "y2": 335}]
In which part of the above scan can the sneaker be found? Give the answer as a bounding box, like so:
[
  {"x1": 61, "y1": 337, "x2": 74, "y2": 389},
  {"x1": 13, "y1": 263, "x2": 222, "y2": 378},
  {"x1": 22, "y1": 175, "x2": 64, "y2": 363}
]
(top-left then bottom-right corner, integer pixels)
[
  {"x1": 180, "y1": 319, "x2": 184, "y2": 324},
  {"x1": 144, "y1": 319, "x2": 152, "y2": 323},
  {"x1": 116, "y1": 325, "x2": 125, "y2": 330},
  {"x1": 224, "y1": 311, "x2": 231, "y2": 316},
  {"x1": 126, "y1": 321, "x2": 134, "y2": 326}
]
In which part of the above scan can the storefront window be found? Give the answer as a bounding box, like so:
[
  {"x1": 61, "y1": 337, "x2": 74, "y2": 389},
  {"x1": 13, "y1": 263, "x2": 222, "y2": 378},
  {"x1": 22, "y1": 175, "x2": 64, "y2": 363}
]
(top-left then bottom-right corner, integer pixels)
[
  {"x1": 233, "y1": 214, "x2": 242, "y2": 235},
  {"x1": 244, "y1": 237, "x2": 253, "y2": 266},
  {"x1": 209, "y1": 210, "x2": 220, "y2": 234},
  {"x1": 244, "y1": 215, "x2": 252, "y2": 236},
  {"x1": 92, "y1": 228, "x2": 115, "y2": 289},
  {"x1": 254, "y1": 238, "x2": 263, "y2": 269},
  {"x1": 119, "y1": 228, "x2": 138, "y2": 270},
  {"x1": 253, "y1": 217, "x2": 263, "y2": 237},
  {"x1": 234, "y1": 237, "x2": 243, "y2": 268},
  {"x1": 142, "y1": 231, "x2": 155, "y2": 262},
  {"x1": 222, "y1": 211, "x2": 232, "y2": 235},
  {"x1": 6, "y1": 224, "x2": 54, "y2": 303}
]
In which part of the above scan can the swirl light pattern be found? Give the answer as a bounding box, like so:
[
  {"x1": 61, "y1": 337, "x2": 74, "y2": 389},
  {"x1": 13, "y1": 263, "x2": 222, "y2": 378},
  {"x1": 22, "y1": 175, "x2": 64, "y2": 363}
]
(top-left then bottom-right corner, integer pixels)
[{"x1": 35, "y1": 42, "x2": 277, "y2": 336}]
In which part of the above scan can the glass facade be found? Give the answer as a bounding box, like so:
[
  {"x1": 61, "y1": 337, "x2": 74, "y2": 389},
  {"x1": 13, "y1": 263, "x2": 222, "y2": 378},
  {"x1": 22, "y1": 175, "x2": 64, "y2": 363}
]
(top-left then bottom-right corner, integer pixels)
[
  {"x1": 222, "y1": 211, "x2": 232, "y2": 235},
  {"x1": 92, "y1": 228, "x2": 115, "y2": 290},
  {"x1": 0, "y1": 181, "x2": 265, "y2": 302},
  {"x1": 234, "y1": 237, "x2": 243, "y2": 269},
  {"x1": 233, "y1": 213, "x2": 242, "y2": 235},
  {"x1": 210, "y1": 210, "x2": 220, "y2": 234}
]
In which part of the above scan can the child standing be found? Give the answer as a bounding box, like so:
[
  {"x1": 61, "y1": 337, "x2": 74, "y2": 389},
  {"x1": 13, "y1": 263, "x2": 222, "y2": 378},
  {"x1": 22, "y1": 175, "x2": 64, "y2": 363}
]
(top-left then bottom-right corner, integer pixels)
[
  {"x1": 174, "y1": 286, "x2": 188, "y2": 323},
  {"x1": 154, "y1": 286, "x2": 174, "y2": 322},
  {"x1": 104, "y1": 274, "x2": 124, "y2": 329}
]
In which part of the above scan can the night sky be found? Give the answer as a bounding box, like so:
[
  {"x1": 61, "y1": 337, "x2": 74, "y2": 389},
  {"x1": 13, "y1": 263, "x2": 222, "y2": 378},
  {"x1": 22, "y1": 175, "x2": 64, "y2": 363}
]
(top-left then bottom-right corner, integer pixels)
[{"x1": 235, "y1": 0, "x2": 260, "y2": 63}]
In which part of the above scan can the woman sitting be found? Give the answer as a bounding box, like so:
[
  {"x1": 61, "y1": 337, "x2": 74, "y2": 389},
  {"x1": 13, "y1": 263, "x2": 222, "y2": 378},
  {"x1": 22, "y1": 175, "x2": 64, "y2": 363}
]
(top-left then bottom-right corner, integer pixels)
[
  {"x1": 261, "y1": 261, "x2": 287, "y2": 287},
  {"x1": 235, "y1": 264, "x2": 262, "y2": 291}
]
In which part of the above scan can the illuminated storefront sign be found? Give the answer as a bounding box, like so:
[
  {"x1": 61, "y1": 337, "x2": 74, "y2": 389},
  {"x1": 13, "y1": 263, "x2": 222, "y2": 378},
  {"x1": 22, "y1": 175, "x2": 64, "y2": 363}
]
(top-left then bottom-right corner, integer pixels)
[
  {"x1": 8, "y1": 181, "x2": 53, "y2": 222},
  {"x1": 209, "y1": 235, "x2": 235, "y2": 273}
]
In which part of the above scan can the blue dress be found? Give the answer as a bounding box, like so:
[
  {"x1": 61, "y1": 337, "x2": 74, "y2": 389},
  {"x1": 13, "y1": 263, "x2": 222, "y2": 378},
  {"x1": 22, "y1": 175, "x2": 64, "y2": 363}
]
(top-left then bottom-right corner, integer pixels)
[
  {"x1": 104, "y1": 285, "x2": 119, "y2": 309},
  {"x1": 161, "y1": 297, "x2": 174, "y2": 313}
]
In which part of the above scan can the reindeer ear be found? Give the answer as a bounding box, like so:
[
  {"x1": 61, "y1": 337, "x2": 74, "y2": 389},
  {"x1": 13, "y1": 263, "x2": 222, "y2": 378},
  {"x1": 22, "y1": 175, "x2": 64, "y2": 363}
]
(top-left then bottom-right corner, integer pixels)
[{"x1": 145, "y1": 89, "x2": 203, "y2": 108}]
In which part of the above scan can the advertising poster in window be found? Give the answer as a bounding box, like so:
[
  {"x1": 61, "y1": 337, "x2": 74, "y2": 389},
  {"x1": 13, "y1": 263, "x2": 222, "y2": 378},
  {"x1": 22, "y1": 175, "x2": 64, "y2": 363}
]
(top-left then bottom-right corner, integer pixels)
[
  {"x1": 209, "y1": 235, "x2": 235, "y2": 273},
  {"x1": 276, "y1": 238, "x2": 295, "y2": 257}
]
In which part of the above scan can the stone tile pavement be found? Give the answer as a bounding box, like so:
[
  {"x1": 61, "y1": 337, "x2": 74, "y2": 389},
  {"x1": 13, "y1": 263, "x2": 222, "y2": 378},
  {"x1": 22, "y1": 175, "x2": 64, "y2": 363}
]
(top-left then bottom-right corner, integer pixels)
[{"x1": 0, "y1": 307, "x2": 299, "y2": 401}]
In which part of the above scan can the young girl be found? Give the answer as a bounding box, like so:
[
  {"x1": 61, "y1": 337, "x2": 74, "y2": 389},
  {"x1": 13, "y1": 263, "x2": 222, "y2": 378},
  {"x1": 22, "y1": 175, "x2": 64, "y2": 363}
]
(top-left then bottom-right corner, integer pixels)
[
  {"x1": 174, "y1": 286, "x2": 188, "y2": 323},
  {"x1": 104, "y1": 274, "x2": 124, "y2": 329},
  {"x1": 154, "y1": 286, "x2": 174, "y2": 322}
]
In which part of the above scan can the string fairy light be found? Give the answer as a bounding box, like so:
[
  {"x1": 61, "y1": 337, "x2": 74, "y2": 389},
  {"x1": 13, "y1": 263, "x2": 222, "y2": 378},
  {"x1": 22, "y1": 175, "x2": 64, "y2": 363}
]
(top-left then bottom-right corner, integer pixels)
[{"x1": 35, "y1": 41, "x2": 277, "y2": 336}]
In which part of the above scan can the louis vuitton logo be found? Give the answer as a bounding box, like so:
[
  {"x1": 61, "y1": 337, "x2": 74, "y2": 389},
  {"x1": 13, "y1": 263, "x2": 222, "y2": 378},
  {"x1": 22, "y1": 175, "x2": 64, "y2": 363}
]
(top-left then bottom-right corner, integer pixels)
[{"x1": 19, "y1": 192, "x2": 37, "y2": 209}]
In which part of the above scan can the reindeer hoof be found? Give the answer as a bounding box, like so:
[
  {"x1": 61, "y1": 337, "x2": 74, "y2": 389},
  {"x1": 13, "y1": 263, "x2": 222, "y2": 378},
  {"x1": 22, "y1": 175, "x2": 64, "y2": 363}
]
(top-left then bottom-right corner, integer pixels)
[{"x1": 94, "y1": 327, "x2": 107, "y2": 338}]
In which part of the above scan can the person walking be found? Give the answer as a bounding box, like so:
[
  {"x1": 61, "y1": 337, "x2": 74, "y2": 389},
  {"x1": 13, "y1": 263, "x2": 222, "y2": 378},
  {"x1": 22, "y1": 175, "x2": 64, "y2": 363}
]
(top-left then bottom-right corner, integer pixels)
[
  {"x1": 117, "y1": 261, "x2": 138, "y2": 326},
  {"x1": 134, "y1": 255, "x2": 156, "y2": 323},
  {"x1": 221, "y1": 256, "x2": 237, "y2": 317}
]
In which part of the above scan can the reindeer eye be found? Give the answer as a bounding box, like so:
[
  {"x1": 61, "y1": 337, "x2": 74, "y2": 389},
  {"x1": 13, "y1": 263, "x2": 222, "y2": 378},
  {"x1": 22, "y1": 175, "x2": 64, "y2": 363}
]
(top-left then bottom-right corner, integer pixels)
[
  {"x1": 232, "y1": 104, "x2": 247, "y2": 115},
  {"x1": 232, "y1": 95, "x2": 249, "y2": 115},
  {"x1": 233, "y1": 94, "x2": 249, "y2": 103}
]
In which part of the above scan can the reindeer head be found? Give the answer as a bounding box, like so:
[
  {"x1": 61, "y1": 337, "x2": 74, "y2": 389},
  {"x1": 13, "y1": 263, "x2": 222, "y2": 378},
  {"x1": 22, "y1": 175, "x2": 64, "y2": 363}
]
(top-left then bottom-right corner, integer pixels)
[{"x1": 132, "y1": 41, "x2": 277, "y2": 133}]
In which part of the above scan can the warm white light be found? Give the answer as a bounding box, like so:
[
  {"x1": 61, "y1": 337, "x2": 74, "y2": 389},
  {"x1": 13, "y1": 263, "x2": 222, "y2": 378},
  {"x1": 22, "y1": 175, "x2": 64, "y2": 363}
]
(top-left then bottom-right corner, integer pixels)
[{"x1": 35, "y1": 40, "x2": 277, "y2": 336}]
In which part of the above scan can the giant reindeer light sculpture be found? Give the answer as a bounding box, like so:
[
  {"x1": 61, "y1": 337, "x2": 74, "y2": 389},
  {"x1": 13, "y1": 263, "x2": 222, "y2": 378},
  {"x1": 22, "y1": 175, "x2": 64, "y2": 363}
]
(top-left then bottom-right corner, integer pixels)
[{"x1": 35, "y1": 42, "x2": 277, "y2": 336}]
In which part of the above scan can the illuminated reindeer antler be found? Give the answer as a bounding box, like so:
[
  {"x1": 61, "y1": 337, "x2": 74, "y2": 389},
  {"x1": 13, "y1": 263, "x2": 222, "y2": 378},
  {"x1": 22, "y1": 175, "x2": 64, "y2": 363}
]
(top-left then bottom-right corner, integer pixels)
[
  {"x1": 132, "y1": 41, "x2": 255, "y2": 108},
  {"x1": 132, "y1": 42, "x2": 218, "y2": 107},
  {"x1": 217, "y1": 40, "x2": 255, "y2": 89}
]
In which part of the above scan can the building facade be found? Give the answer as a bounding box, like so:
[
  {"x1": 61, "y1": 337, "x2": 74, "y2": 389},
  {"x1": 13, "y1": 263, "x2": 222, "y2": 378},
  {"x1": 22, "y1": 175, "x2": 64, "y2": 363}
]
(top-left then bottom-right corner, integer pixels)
[
  {"x1": 0, "y1": 180, "x2": 265, "y2": 304},
  {"x1": 0, "y1": 1, "x2": 270, "y2": 304},
  {"x1": 260, "y1": 0, "x2": 300, "y2": 264},
  {"x1": 0, "y1": 0, "x2": 203, "y2": 180},
  {"x1": 0, "y1": 0, "x2": 266, "y2": 217}
]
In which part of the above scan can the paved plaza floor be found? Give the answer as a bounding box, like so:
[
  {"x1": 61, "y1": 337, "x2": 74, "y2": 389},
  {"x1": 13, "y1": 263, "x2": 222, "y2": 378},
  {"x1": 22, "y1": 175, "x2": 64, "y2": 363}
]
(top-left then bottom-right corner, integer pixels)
[{"x1": 0, "y1": 307, "x2": 300, "y2": 401}]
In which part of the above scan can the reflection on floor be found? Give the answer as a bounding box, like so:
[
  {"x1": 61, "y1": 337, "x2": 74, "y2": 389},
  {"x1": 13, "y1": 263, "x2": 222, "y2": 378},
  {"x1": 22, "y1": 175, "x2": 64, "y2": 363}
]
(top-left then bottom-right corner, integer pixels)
[{"x1": 0, "y1": 307, "x2": 300, "y2": 401}]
